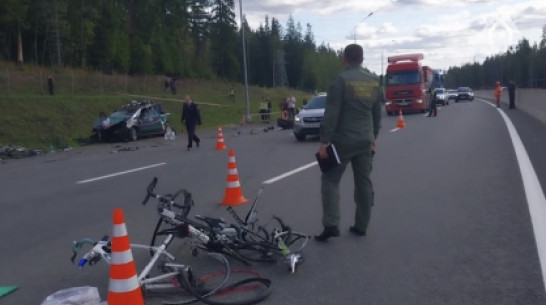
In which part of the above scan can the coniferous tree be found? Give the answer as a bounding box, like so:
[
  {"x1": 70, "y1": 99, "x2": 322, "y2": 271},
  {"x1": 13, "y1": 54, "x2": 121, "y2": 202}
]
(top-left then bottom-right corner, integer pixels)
[
  {"x1": 209, "y1": 0, "x2": 239, "y2": 79},
  {"x1": 0, "y1": 0, "x2": 30, "y2": 63},
  {"x1": 0, "y1": 2, "x2": 365, "y2": 90}
]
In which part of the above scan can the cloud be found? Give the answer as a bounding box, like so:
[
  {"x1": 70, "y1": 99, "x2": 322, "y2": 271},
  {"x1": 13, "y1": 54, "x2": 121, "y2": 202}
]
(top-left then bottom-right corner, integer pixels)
[
  {"x1": 238, "y1": 0, "x2": 546, "y2": 74},
  {"x1": 378, "y1": 22, "x2": 398, "y2": 34},
  {"x1": 389, "y1": 0, "x2": 496, "y2": 7}
]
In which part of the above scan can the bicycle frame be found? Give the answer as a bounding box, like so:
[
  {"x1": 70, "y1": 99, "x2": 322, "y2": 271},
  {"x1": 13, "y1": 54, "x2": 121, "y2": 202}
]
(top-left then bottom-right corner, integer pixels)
[
  {"x1": 71, "y1": 177, "x2": 273, "y2": 304},
  {"x1": 144, "y1": 178, "x2": 308, "y2": 273},
  {"x1": 73, "y1": 232, "x2": 207, "y2": 293},
  {"x1": 225, "y1": 185, "x2": 308, "y2": 273}
]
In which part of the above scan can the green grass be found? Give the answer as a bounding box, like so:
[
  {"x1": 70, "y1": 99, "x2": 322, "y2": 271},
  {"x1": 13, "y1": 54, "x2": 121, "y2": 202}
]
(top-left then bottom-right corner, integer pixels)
[{"x1": 0, "y1": 62, "x2": 314, "y2": 150}]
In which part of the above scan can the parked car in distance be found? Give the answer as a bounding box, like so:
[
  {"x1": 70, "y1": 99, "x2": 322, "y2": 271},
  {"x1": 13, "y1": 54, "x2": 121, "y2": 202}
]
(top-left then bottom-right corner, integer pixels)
[
  {"x1": 446, "y1": 89, "x2": 458, "y2": 101},
  {"x1": 92, "y1": 100, "x2": 169, "y2": 142},
  {"x1": 293, "y1": 93, "x2": 327, "y2": 141},
  {"x1": 455, "y1": 87, "x2": 474, "y2": 102},
  {"x1": 432, "y1": 88, "x2": 448, "y2": 106}
]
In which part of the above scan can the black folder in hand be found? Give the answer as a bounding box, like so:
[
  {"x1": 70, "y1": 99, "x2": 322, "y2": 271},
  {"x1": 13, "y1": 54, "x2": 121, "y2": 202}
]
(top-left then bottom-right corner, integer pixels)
[{"x1": 315, "y1": 143, "x2": 341, "y2": 173}]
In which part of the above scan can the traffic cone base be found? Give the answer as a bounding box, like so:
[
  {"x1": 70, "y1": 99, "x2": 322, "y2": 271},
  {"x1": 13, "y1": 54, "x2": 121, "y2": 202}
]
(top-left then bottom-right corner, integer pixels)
[
  {"x1": 396, "y1": 109, "x2": 406, "y2": 129},
  {"x1": 107, "y1": 209, "x2": 145, "y2": 305},
  {"x1": 221, "y1": 150, "x2": 248, "y2": 206}
]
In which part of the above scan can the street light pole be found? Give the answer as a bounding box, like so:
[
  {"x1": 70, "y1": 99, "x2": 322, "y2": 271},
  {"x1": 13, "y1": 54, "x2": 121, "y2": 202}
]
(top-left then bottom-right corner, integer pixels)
[{"x1": 353, "y1": 12, "x2": 374, "y2": 43}]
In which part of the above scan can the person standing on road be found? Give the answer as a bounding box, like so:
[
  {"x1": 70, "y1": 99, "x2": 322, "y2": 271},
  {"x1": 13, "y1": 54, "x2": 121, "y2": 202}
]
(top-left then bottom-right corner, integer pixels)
[
  {"x1": 315, "y1": 43, "x2": 382, "y2": 241},
  {"x1": 286, "y1": 95, "x2": 296, "y2": 119},
  {"x1": 279, "y1": 98, "x2": 288, "y2": 119},
  {"x1": 508, "y1": 80, "x2": 516, "y2": 109},
  {"x1": 426, "y1": 87, "x2": 438, "y2": 117},
  {"x1": 494, "y1": 81, "x2": 502, "y2": 108},
  {"x1": 181, "y1": 95, "x2": 201, "y2": 151}
]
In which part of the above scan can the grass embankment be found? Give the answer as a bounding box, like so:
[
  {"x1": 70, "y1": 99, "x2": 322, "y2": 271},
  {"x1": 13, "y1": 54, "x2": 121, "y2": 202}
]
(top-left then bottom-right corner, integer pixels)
[{"x1": 0, "y1": 63, "x2": 313, "y2": 150}]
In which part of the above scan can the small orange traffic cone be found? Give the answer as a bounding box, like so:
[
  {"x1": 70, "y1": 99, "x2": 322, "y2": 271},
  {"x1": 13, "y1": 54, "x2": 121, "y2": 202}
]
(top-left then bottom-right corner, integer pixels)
[
  {"x1": 396, "y1": 109, "x2": 406, "y2": 129},
  {"x1": 215, "y1": 125, "x2": 227, "y2": 150},
  {"x1": 107, "y1": 208, "x2": 145, "y2": 305},
  {"x1": 221, "y1": 150, "x2": 248, "y2": 206}
]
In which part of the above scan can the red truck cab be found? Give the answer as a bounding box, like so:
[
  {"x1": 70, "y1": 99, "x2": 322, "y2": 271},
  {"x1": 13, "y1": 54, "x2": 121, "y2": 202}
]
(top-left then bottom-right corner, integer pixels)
[{"x1": 384, "y1": 53, "x2": 433, "y2": 115}]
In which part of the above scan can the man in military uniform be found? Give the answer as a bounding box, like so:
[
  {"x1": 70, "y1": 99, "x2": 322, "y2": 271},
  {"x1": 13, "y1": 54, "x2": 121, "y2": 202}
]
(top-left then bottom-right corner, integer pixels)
[{"x1": 315, "y1": 44, "x2": 382, "y2": 241}]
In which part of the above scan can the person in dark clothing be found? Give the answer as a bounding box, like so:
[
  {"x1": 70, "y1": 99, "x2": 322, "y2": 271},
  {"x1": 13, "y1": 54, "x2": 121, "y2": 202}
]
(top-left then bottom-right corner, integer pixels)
[
  {"x1": 426, "y1": 88, "x2": 438, "y2": 117},
  {"x1": 164, "y1": 78, "x2": 170, "y2": 92},
  {"x1": 47, "y1": 75, "x2": 54, "y2": 95},
  {"x1": 170, "y1": 78, "x2": 177, "y2": 95},
  {"x1": 508, "y1": 81, "x2": 516, "y2": 109},
  {"x1": 181, "y1": 95, "x2": 201, "y2": 151}
]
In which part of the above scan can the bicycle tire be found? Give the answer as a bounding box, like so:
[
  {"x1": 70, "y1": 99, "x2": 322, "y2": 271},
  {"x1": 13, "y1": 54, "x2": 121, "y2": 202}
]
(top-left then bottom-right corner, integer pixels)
[{"x1": 164, "y1": 252, "x2": 231, "y2": 305}]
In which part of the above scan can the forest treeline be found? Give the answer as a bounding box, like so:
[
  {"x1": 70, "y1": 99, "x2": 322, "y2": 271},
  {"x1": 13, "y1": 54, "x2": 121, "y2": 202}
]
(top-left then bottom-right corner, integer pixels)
[
  {"x1": 0, "y1": 0, "x2": 345, "y2": 92},
  {"x1": 3, "y1": 1, "x2": 546, "y2": 91},
  {"x1": 445, "y1": 28, "x2": 546, "y2": 89}
]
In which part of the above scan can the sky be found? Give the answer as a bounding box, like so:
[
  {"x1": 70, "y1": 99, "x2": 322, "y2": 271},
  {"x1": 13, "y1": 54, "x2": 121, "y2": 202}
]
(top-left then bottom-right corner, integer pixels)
[{"x1": 235, "y1": 0, "x2": 546, "y2": 76}]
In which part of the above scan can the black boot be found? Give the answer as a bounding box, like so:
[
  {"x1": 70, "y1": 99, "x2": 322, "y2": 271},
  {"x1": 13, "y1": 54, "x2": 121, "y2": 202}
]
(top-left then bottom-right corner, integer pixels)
[
  {"x1": 315, "y1": 226, "x2": 340, "y2": 242},
  {"x1": 349, "y1": 226, "x2": 367, "y2": 236}
]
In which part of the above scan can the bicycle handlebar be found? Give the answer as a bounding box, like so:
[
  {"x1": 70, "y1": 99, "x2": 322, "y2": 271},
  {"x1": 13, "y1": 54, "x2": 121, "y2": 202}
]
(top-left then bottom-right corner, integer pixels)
[
  {"x1": 142, "y1": 177, "x2": 194, "y2": 224},
  {"x1": 71, "y1": 235, "x2": 111, "y2": 268}
]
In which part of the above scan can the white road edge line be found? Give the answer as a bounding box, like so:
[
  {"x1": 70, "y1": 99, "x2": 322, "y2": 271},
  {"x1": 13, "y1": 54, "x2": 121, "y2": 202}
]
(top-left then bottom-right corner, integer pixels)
[
  {"x1": 76, "y1": 163, "x2": 167, "y2": 184},
  {"x1": 478, "y1": 98, "x2": 546, "y2": 292},
  {"x1": 263, "y1": 161, "x2": 318, "y2": 185}
]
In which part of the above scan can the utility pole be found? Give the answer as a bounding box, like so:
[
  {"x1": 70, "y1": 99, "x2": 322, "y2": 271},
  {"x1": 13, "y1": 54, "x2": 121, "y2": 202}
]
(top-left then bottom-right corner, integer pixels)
[
  {"x1": 381, "y1": 50, "x2": 384, "y2": 89},
  {"x1": 238, "y1": 0, "x2": 250, "y2": 122}
]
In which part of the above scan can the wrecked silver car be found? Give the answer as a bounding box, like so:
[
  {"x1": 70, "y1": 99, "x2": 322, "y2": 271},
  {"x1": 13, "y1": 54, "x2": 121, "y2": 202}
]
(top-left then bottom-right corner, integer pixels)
[{"x1": 92, "y1": 100, "x2": 170, "y2": 142}]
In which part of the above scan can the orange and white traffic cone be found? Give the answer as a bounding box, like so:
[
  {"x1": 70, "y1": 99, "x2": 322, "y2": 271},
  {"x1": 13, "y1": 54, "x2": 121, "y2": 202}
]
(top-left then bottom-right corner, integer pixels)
[
  {"x1": 396, "y1": 109, "x2": 406, "y2": 129},
  {"x1": 221, "y1": 150, "x2": 248, "y2": 206},
  {"x1": 215, "y1": 125, "x2": 227, "y2": 150},
  {"x1": 107, "y1": 208, "x2": 145, "y2": 305}
]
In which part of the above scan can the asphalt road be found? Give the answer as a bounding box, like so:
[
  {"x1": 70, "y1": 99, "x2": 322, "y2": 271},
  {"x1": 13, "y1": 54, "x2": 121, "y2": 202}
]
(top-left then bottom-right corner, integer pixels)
[{"x1": 1, "y1": 98, "x2": 546, "y2": 305}]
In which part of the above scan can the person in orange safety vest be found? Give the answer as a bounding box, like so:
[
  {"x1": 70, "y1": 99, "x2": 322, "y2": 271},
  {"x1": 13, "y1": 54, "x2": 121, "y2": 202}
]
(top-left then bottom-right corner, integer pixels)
[{"x1": 494, "y1": 81, "x2": 502, "y2": 108}]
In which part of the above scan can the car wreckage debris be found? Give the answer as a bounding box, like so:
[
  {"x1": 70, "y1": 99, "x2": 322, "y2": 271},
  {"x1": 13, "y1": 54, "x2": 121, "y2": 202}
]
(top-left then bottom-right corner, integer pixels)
[{"x1": 0, "y1": 145, "x2": 45, "y2": 159}]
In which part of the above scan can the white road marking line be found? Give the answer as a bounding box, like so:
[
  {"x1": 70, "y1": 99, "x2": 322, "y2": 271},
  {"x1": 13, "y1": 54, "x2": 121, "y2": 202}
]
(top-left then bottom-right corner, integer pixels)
[
  {"x1": 76, "y1": 163, "x2": 167, "y2": 184},
  {"x1": 390, "y1": 128, "x2": 400, "y2": 132},
  {"x1": 263, "y1": 161, "x2": 318, "y2": 185},
  {"x1": 478, "y1": 98, "x2": 498, "y2": 108},
  {"x1": 478, "y1": 98, "x2": 546, "y2": 292}
]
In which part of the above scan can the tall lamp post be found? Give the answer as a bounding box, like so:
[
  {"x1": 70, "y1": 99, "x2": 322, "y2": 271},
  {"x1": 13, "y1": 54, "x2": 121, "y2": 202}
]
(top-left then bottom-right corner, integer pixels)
[
  {"x1": 238, "y1": 0, "x2": 250, "y2": 122},
  {"x1": 381, "y1": 40, "x2": 397, "y2": 87},
  {"x1": 353, "y1": 12, "x2": 374, "y2": 43}
]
